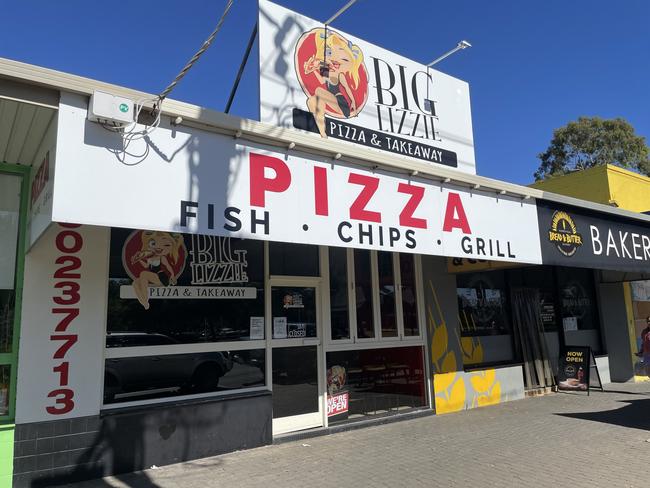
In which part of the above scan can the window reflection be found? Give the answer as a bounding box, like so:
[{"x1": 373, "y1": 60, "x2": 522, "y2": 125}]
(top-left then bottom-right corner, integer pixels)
[
  {"x1": 272, "y1": 346, "x2": 318, "y2": 418},
  {"x1": 329, "y1": 247, "x2": 350, "y2": 340},
  {"x1": 103, "y1": 349, "x2": 265, "y2": 404},
  {"x1": 270, "y1": 242, "x2": 319, "y2": 276},
  {"x1": 457, "y1": 271, "x2": 510, "y2": 336},
  {"x1": 0, "y1": 365, "x2": 10, "y2": 416},
  {"x1": 354, "y1": 249, "x2": 375, "y2": 339},
  {"x1": 271, "y1": 287, "x2": 317, "y2": 339},
  {"x1": 107, "y1": 229, "x2": 265, "y2": 345},
  {"x1": 326, "y1": 346, "x2": 426, "y2": 424},
  {"x1": 0, "y1": 290, "x2": 15, "y2": 353},
  {"x1": 400, "y1": 254, "x2": 419, "y2": 336},
  {"x1": 378, "y1": 252, "x2": 397, "y2": 338},
  {"x1": 557, "y1": 267, "x2": 598, "y2": 331}
]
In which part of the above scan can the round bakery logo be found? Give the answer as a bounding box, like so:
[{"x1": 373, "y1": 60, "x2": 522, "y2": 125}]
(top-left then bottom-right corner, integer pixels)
[
  {"x1": 122, "y1": 230, "x2": 187, "y2": 309},
  {"x1": 294, "y1": 27, "x2": 368, "y2": 138},
  {"x1": 548, "y1": 211, "x2": 583, "y2": 257}
]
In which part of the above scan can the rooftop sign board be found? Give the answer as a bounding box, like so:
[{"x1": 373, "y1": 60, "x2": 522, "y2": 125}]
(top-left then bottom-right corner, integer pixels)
[{"x1": 258, "y1": 0, "x2": 476, "y2": 174}]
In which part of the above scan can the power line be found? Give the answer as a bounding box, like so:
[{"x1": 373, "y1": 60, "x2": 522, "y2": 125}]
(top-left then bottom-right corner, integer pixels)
[{"x1": 154, "y1": 0, "x2": 235, "y2": 111}]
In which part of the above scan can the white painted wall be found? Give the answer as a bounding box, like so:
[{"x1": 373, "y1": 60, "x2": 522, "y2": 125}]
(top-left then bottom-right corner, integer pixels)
[{"x1": 15, "y1": 224, "x2": 109, "y2": 423}]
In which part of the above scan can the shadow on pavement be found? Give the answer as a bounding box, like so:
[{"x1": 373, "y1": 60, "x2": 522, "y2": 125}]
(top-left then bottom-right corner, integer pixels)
[
  {"x1": 555, "y1": 397, "x2": 650, "y2": 431},
  {"x1": 60, "y1": 471, "x2": 162, "y2": 488}
]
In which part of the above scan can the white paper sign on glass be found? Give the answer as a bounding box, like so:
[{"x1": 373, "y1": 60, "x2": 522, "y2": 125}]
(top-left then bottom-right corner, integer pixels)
[
  {"x1": 258, "y1": 0, "x2": 475, "y2": 174},
  {"x1": 250, "y1": 316, "x2": 265, "y2": 340},
  {"x1": 273, "y1": 317, "x2": 288, "y2": 339}
]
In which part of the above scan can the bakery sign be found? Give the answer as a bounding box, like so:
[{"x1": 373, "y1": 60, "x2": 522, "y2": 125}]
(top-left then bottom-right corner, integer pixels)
[
  {"x1": 258, "y1": 0, "x2": 476, "y2": 174},
  {"x1": 537, "y1": 202, "x2": 650, "y2": 273}
]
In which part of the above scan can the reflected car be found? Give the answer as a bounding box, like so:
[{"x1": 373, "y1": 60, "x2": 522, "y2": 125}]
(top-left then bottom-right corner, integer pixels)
[{"x1": 104, "y1": 332, "x2": 233, "y2": 403}]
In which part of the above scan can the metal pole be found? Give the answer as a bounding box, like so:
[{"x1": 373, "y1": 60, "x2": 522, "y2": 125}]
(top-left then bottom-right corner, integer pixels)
[
  {"x1": 427, "y1": 40, "x2": 472, "y2": 67},
  {"x1": 225, "y1": 22, "x2": 258, "y2": 114},
  {"x1": 324, "y1": 0, "x2": 358, "y2": 26}
]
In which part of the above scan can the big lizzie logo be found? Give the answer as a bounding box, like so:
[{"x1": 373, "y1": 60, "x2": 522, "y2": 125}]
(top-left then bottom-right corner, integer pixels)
[
  {"x1": 293, "y1": 28, "x2": 457, "y2": 167},
  {"x1": 180, "y1": 152, "x2": 518, "y2": 261},
  {"x1": 122, "y1": 232, "x2": 253, "y2": 309},
  {"x1": 189, "y1": 235, "x2": 248, "y2": 285},
  {"x1": 548, "y1": 211, "x2": 583, "y2": 257},
  {"x1": 294, "y1": 28, "x2": 369, "y2": 136},
  {"x1": 122, "y1": 230, "x2": 187, "y2": 309}
]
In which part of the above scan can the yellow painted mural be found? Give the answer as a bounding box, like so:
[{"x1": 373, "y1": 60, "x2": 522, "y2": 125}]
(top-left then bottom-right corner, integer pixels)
[
  {"x1": 460, "y1": 336, "x2": 483, "y2": 365},
  {"x1": 429, "y1": 282, "x2": 503, "y2": 413},
  {"x1": 469, "y1": 369, "x2": 501, "y2": 407},
  {"x1": 429, "y1": 282, "x2": 465, "y2": 413}
]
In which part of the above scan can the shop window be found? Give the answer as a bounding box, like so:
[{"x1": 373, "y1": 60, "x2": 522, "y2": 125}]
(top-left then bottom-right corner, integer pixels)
[
  {"x1": 326, "y1": 346, "x2": 426, "y2": 424},
  {"x1": 104, "y1": 349, "x2": 265, "y2": 405},
  {"x1": 378, "y1": 251, "x2": 398, "y2": 338},
  {"x1": 330, "y1": 250, "x2": 422, "y2": 343},
  {"x1": 0, "y1": 365, "x2": 9, "y2": 416},
  {"x1": 105, "y1": 228, "x2": 268, "y2": 406},
  {"x1": 557, "y1": 267, "x2": 599, "y2": 331},
  {"x1": 107, "y1": 229, "x2": 265, "y2": 344},
  {"x1": 0, "y1": 291, "x2": 15, "y2": 354},
  {"x1": 0, "y1": 172, "x2": 23, "y2": 420},
  {"x1": 400, "y1": 254, "x2": 420, "y2": 337},
  {"x1": 329, "y1": 247, "x2": 350, "y2": 340},
  {"x1": 457, "y1": 271, "x2": 510, "y2": 336},
  {"x1": 354, "y1": 249, "x2": 375, "y2": 339},
  {"x1": 269, "y1": 242, "x2": 319, "y2": 276}
]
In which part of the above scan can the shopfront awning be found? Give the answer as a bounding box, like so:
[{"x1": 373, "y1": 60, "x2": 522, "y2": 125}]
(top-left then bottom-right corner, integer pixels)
[{"x1": 2, "y1": 57, "x2": 650, "y2": 274}]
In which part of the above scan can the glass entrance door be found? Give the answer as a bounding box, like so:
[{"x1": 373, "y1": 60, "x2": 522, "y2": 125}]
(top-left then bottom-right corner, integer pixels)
[{"x1": 270, "y1": 282, "x2": 323, "y2": 435}]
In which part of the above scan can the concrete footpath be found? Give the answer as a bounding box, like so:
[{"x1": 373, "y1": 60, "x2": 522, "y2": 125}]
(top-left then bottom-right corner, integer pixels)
[{"x1": 67, "y1": 383, "x2": 650, "y2": 488}]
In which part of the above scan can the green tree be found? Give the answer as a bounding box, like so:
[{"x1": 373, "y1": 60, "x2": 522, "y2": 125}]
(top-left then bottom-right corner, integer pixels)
[{"x1": 534, "y1": 116, "x2": 650, "y2": 181}]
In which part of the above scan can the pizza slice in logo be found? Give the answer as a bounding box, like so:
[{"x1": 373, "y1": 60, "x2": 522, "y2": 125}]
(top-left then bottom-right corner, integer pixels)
[
  {"x1": 294, "y1": 27, "x2": 368, "y2": 138},
  {"x1": 122, "y1": 230, "x2": 187, "y2": 309}
]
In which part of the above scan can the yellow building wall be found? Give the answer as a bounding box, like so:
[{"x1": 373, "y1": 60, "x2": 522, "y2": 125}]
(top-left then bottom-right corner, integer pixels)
[
  {"x1": 529, "y1": 165, "x2": 612, "y2": 206},
  {"x1": 605, "y1": 166, "x2": 650, "y2": 213},
  {"x1": 530, "y1": 164, "x2": 650, "y2": 213}
]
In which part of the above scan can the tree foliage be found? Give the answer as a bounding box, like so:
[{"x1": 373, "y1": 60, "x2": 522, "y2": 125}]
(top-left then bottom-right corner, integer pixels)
[{"x1": 534, "y1": 116, "x2": 650, "y2": 181}]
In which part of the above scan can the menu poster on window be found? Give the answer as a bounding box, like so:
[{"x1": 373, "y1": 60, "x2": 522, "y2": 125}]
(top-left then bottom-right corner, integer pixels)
[
  {"x1": 249, "y1": 316, "x2": 265, "y2": 340},
  {"x1": 273, "y1": 317, "x2": 288, "y2": 339},
  {"x1": 557, "y1": 346, "x2": 590, "y2": 392}
]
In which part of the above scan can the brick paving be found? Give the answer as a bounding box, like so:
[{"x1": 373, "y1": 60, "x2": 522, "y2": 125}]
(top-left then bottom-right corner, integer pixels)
[{"x1": 67, "y1": 382, "x2": 650, "y2": 487}]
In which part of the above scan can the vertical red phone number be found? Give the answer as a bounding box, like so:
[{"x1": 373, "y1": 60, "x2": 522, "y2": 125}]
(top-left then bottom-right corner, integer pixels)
[{"x1": 46, "y1": 223, "x2": 83, "y2": 415}]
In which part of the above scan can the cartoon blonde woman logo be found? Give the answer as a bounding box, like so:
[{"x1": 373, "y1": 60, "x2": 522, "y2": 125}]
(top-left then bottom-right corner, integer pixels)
[
  {"x1": 294, "y1": 27, "x2": 368, "y2": 138},
  {"x1": 122, "y1": 230, "x2": 187, "y2": 310}
]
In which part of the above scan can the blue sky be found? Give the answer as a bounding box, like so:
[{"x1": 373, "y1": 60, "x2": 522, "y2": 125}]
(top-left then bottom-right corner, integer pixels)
[{"x1": 2, "y1": 1, "x2": 648, "y2": 184}]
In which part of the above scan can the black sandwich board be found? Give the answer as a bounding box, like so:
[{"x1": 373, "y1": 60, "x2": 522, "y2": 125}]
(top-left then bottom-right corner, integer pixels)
[{"x1": 557, "y1": 346, "x2": 604, "y2": 395}]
